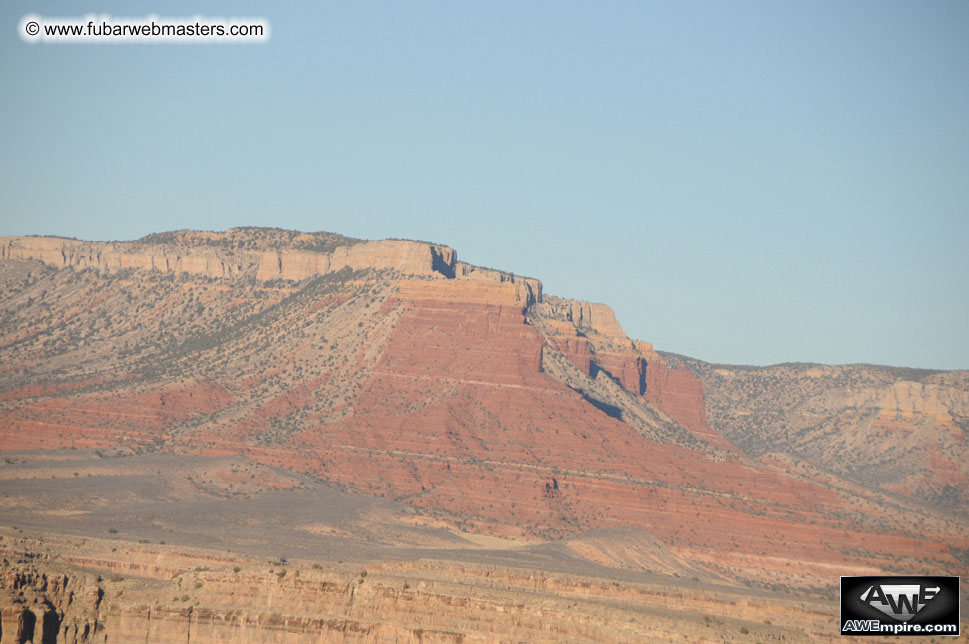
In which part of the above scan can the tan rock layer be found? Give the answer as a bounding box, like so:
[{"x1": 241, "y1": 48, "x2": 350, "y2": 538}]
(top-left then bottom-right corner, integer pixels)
[
  {"x1": 541, "y1": 296, "x2": 627, "y2": 339},
  {"x1": 1, "y1": 236, "x2": 252, "y2": 279},
  {"x1": 454, "y1": 262, "x2": 542, "y2": 307},
  {"x1": 1, "y1": 236, "x2": 541, "y2": 308},
  {"x1": 253, "y1": 240, "x2": 457, "y2": 282}
]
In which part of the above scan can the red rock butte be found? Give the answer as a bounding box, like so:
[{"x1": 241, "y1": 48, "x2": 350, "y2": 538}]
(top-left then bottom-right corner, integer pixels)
[{"x1": 1, "y1": 229, "x2": 966, "y2": 592}]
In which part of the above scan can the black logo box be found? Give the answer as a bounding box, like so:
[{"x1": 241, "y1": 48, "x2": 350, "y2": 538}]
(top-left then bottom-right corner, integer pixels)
[{"x1": 841, "y1": 576, "x2": 960, "y2": 637}]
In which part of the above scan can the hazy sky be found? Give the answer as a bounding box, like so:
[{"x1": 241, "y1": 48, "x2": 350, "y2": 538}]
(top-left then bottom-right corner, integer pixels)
[{"x1": 2, "y1": 1, "x2": 967, "y2": 369}]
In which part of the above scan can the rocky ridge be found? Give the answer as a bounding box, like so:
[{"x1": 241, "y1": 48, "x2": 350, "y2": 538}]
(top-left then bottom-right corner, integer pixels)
[{"x1": 663, "y1": 355, "x2": 969, "y2": 509}]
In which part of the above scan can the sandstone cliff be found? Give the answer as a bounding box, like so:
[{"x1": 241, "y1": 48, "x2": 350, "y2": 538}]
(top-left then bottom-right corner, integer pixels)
[
  {"x1": 0, "y1": 233, "x2": 541, "y2": 309},
  {"x1": 0, "y1": 235, "x2": 253, "y2": 280},
  {"x1": 254, "y1": 240, "x2": 457, "y2": 282}
]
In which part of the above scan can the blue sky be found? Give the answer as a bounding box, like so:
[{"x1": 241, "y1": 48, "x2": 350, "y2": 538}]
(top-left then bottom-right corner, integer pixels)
[{"x1": 2, "y1": 1, "x2": 967, "y2": 369}]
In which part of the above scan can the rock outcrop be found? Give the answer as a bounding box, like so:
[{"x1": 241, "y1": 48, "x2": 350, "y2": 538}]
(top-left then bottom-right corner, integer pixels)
[
  {"x1": 529, "y1": 296, "x2": 735, "y2": 450},
  {"x1": 454, "y1": 262, "x2": 542, "y2": 307},
  {"x1": 254, "y1": 240, "x2": 457, "y2": 282},
  {"x1": 0, "y1": 568, "x2": 104, "y2": 644},
  {"x1": 542, "y1": 298, "x2": 628, "y2": 340}
]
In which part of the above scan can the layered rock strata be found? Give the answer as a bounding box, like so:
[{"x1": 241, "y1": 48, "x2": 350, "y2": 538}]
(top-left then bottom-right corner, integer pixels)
[
  {"x1": 0, "y1": 235, "x2": 541, "y2": 308},
  {"x1": 2, "y1": 228, "x2": 966, "y2": 597}
]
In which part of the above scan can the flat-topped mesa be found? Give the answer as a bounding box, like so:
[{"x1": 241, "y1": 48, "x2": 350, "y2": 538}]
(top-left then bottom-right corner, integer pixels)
[
  {"x1": 2, "y1": 232, "x2": 539, "y2": 291},
  {"x1": 0, "y1": 235, "x2": 457, "y2": 281},
  {"x1": 1, "y1": 232, "x2": 544, "y2": 312}
]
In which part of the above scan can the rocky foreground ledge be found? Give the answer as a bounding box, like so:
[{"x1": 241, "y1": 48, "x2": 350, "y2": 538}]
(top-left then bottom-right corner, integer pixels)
[{"x1": 0, "y1": 529, "x2": 828, "y2": 644}]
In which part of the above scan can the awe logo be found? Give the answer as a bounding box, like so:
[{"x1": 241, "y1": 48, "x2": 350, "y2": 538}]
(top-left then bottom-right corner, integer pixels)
[
  {"x1": 859, "y1": 583, "x2": 939, "y2": 621},
  {"x1": 841, "y1": 576, "x2": 960, "y2": 637}
]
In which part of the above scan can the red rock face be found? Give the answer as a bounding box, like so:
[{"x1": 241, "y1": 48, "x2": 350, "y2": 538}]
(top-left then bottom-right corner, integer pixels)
[
  {"x1": 376, "y1": 300, "x2": 543, "y2": 387},
  {"x1": 593, "y1": 351, "x2": 647, "y2": 395},
  {"x1": 643, "y1": 360, "x2": 737, "y2": 451},
  {"x1": 550, "y1": 336, "x2": 592, "y2": 375},
  {"x1": 0, "y1": 382, "x2": 233, "y2": 451},
  {"x1": 238, "y1": 289, "x2": 966, "y2": 584}
]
